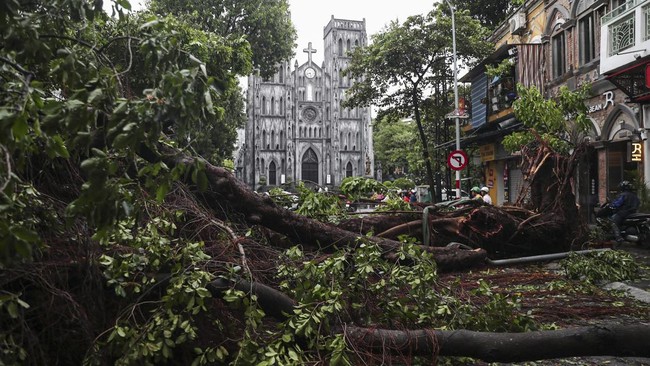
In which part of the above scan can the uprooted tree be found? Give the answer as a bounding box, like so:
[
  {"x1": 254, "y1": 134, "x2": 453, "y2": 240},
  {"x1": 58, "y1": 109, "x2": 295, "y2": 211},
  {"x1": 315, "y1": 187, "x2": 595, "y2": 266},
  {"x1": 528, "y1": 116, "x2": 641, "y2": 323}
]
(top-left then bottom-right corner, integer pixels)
[{"x1": 1, "y1": 1, "x2": 649, "y2": 365}]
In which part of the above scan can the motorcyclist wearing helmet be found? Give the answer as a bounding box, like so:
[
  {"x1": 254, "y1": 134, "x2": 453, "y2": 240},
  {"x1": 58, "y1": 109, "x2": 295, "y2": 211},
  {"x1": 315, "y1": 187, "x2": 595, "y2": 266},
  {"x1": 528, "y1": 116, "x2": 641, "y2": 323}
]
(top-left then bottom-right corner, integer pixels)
[
  {"x1": 480, "y1": 186, "x2": 493, "y2": 205},
  {"x1": 470, "y1": 186, "x2": 481, "y2": 200},
  {"x1": 609, "y1": 180, "x2": 640, "y2": 245}
]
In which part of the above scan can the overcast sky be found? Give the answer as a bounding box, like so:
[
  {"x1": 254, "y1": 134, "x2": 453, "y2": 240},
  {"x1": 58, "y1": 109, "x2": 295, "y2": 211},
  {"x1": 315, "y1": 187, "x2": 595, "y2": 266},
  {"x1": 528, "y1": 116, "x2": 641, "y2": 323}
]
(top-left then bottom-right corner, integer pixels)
[{"x1": 289, "y1": 0, "x2": 438, "y2": 65}]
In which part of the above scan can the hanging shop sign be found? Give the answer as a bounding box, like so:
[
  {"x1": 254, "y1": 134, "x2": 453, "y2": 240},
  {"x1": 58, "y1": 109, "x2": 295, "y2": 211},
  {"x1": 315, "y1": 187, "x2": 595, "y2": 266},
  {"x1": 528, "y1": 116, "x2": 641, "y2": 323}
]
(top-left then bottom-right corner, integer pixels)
[
  {"x1": 628, "y1": 142, "x2": 643, "y2": 162},
  {"x1": 479, "y1": 144, "x2": 496, "y2": 162}
]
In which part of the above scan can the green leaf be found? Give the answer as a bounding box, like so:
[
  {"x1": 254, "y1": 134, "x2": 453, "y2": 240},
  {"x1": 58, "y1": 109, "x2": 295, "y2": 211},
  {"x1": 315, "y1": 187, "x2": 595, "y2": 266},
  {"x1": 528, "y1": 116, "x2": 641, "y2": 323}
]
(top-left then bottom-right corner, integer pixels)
[
  {"x1": 204, "y1": 90, "x2": 213, "y2": 111},
  {"x1": 113, "y1": 101, "x2": 128, "y2": 114},
  {"x1": 15, "y1": 297, "x2": 30, "y2": 309},
  {"x1": 49, "y1": 135, "x2": 70, "y2": 158},
  {"x1": 12, "y1": 115, "x2": 28, "y2": 140},
  {"x1": 88, "y1": 88, "x2": 103, "y2": 104},
  {"x1": 287, "y1": 349, "x2": 299, "y2": 361},
  {"x1": 116, "y1": 0, "x2": 131, "y2": 10},
  {"x1": 11, "y1": 227, "x2": 39, "y2": 243},
  {"x1": 188, "y1": 54, "x2": 202, "y2": 65},
  {"x1": 7, "y1": 301, "x2": 18, "y2": 318},
  {"x1": 156, "y1": 183, "x2": 170, "y2": 202},
  {"x1": 140, "y1": 19, "x2": 159, "y2": 30},
  {"x1": 196, "y1": 170, "x2": 208, "y2": 191}
]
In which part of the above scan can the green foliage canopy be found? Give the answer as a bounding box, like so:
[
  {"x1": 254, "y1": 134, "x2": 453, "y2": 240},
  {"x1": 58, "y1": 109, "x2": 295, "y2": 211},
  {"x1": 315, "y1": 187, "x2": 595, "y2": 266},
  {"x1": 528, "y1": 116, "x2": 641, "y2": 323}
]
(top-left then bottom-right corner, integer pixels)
[
  {"x1": 344, "y1": 4, "x2": 491, "y2": 196},
  {"x1": 0, "y1": 0, "x2": 250, "y2": 274},
  {"x1": 344, "y1": 5, "x2": 491, "y2": 114},
  {"x1": 149, "y1": 0, "x2": 297, "y2": 79},
  {"x1": 372, "y1": 114, "x2": 423, "y2": 182},
  {"x1": 502, "y1": 84, "x2": 591, "y2": 155}
]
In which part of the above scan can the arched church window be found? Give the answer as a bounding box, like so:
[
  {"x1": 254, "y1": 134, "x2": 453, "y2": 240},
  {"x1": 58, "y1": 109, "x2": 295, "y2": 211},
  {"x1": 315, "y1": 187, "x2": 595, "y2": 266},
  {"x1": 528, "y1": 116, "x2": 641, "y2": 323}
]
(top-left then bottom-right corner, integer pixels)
[
  {"x1": 346, "y1": 39, "x2": 351, "y2": 53},
  {"x1": 262, "y1": 96, "x2": 267, "y2": 114},
  {"x1": 346, "y1": 162, "x2": 353, "y2": 177},
  {"x1": 262, "y1": 130, "x2": 267, "y2": 149},
  {"x1": 347, "y1": 132, "x2": 351, "y2": 149},
  {"x1": 279, "y1": 66, "x2": 284, "y2": 83},
  {"x1": 338, "y1": 38, "x2": 343, "y2": 56},
  {"x1": 271, "y1": 97, "x2": 275, "y2": 115},
  {"x1": 302, "y1": 148, "x2": 319, "y2": 184},
  {"x1": 271, "y1": 130, "x2": 275, "y2": 149},
  {"x1": 280, "y1": 97, "x2": 284, "y2": 114},
  {"x1": 356, "y1": 132, "x2": 360, "y2": 148},
  {"x1": 355, "y1": 39, "x2": 359, "y2": 48},
  {"x1": 269, "y1": 161, "x2": 277, "y2": 185}
]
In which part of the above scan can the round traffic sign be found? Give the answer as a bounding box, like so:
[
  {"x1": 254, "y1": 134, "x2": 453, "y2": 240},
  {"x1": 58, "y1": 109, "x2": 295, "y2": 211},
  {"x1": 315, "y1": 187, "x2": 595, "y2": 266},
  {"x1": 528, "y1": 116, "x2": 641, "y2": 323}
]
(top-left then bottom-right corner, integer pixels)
[{"x1": 447, "y1": 150, "x2": 468, "y2": 171}]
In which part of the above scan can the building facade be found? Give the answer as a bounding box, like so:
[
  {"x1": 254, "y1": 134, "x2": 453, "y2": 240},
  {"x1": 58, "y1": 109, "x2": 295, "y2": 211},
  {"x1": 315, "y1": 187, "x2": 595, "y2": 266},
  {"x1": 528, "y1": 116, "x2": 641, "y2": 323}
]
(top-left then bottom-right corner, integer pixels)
[
  {"x1": 460, "y1": 0, "x2": 650, "y2": 223},
  {"x1": 235, "y1": 16, "x2": 375, "y2": 189}
]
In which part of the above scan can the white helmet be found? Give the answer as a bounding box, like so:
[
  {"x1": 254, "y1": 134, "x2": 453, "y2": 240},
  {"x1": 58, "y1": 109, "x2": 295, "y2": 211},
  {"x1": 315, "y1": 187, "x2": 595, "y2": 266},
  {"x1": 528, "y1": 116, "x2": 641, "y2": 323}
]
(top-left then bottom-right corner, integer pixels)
[{"x1": 480, "y1": 186, "x2": 489, "y2": 193}]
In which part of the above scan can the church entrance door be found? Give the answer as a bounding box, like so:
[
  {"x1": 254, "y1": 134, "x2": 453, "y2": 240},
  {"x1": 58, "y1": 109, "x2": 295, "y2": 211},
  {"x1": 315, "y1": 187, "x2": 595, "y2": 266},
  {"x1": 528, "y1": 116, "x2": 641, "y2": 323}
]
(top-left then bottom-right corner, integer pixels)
[{"x1": 302, "y1": 148, "x2": 319, "y2": 184}]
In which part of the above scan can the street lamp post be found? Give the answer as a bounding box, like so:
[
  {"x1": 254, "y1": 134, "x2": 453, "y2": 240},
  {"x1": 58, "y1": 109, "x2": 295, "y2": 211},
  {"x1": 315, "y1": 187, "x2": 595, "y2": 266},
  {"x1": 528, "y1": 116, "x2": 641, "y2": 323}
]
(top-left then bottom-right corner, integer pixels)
[{"x1": 445, "y1": 0, "x2": 462, "y2": 199}]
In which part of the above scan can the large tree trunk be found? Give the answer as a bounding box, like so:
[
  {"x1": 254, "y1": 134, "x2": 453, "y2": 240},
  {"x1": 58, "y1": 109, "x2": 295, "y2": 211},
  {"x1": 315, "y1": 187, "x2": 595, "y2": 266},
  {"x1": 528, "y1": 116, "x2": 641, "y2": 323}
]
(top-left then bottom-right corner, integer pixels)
[
  {"x1": 345, "y1": 325, "x2": 650, "y2": 363},
  {"x1": 139, "y1": 144, "x2": 487, "y2": 271}
]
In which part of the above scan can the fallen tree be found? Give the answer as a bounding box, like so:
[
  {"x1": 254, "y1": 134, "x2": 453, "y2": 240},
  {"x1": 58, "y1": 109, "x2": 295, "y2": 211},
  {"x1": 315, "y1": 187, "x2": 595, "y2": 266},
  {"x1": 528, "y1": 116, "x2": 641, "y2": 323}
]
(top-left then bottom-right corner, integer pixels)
[{"x1": 3, "y1": 3, "x2": 648, "y2": 365}]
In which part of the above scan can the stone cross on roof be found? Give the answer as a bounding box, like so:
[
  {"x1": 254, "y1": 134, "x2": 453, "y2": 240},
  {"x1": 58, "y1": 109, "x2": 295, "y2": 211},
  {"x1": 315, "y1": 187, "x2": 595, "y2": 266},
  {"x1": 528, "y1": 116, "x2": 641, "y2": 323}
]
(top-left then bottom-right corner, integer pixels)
[{"x1": 303, "y1": 42, "x2": 317, "y2": 64}]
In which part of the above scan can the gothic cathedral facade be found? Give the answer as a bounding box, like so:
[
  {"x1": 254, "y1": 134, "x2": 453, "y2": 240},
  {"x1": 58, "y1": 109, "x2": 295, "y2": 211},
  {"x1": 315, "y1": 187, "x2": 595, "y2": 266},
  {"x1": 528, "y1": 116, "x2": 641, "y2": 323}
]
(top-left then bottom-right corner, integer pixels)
[{"x1": 236, "y1": 16, "x2": 374, "y2": 189}]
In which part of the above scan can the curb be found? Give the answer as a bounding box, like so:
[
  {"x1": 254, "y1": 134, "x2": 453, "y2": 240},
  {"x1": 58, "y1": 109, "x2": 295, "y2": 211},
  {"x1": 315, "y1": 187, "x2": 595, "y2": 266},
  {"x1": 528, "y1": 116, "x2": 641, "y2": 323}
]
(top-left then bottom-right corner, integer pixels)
[{"x1": 603, "y1": 281, "x2": 650, "y2": 304}]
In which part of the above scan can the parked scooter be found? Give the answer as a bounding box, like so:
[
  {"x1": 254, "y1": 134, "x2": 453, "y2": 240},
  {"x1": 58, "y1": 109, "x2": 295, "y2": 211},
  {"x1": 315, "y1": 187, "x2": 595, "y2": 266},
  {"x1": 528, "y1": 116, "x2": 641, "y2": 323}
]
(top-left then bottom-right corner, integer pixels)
[{"x1": 595, "y1": 202, "x2": 650, "y2": 247}]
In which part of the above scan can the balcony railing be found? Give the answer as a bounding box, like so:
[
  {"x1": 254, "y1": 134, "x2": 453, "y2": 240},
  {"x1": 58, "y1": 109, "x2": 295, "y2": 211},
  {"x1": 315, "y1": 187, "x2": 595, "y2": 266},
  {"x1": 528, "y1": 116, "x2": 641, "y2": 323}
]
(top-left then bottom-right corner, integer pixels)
[
  {"x1": 600, "y1": 0, "x2": 650, "y2": 74},
  {"x1": 603, "y1": 0, "x2": 646, "y2": 23},
  {"x1": 609, "y1": 15, "x2": 635, "y2": 55}
]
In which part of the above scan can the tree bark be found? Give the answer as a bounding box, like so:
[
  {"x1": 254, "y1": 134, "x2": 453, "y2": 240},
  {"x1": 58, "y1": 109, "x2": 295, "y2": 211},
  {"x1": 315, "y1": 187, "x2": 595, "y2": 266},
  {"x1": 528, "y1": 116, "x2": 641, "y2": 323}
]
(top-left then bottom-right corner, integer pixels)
[{"x1": 345, "y1": 324, "x2": 650, "y2": 362}]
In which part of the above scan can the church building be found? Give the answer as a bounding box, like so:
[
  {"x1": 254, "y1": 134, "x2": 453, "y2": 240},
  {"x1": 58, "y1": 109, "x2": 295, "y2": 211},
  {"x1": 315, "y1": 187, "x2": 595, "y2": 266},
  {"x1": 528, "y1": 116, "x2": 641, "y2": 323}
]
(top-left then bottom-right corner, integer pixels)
[{"x1": 235, "y1": 16, "x2": 375, "y2": 189}]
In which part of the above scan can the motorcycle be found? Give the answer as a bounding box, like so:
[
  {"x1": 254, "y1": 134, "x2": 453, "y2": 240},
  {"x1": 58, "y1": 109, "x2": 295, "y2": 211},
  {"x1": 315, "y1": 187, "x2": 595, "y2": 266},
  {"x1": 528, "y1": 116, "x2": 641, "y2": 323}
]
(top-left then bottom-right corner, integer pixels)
[{"x1": 594, "y1": 203, "x2": 650, "y2": 247}]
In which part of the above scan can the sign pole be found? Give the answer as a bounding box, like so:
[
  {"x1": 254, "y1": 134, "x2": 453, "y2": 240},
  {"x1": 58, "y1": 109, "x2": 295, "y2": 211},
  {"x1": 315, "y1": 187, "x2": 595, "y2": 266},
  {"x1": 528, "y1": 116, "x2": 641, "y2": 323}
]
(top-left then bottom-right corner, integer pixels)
[{"x1": 446, "y1": 0, "x2": 462, "y2": 197}]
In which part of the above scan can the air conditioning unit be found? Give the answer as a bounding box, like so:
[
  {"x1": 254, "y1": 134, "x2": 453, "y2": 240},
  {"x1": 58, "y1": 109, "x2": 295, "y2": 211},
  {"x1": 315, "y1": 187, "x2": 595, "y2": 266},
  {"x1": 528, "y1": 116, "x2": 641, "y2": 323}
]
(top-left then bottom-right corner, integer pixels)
[{"x1": 509, "y1": 12, "x2": 527, "y2": 35}]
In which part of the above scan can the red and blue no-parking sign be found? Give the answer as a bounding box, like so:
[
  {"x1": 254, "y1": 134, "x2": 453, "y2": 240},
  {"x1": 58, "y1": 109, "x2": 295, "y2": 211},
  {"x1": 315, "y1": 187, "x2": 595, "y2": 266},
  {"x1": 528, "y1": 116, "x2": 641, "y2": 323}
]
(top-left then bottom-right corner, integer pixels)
[{"x1": 447, "y1": 150, "x2": 468, "y2": 171}]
